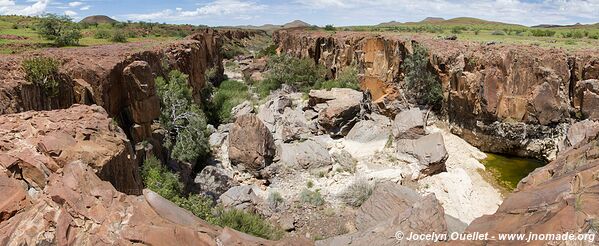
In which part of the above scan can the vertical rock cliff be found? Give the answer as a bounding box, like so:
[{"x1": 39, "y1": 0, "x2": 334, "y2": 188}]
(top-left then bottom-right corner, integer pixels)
[{"x1": 274, "y1": 29, "x2": 599, "y2": 159}]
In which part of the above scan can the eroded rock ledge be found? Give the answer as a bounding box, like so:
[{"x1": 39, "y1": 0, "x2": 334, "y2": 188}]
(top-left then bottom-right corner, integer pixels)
[{"x1": 274, "y1": 29, "x2": 599, "y2": 160}]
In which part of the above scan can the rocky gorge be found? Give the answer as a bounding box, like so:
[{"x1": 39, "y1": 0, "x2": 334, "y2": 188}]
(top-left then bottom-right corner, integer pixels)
[{"x1": 0, "y1": 25, "x2": 598, "y2": 246}]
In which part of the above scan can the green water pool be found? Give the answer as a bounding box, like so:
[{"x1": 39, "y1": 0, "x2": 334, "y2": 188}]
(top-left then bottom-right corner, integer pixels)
[{"x1": 481, "y1": 153, "x2": 546, "y2": 191}]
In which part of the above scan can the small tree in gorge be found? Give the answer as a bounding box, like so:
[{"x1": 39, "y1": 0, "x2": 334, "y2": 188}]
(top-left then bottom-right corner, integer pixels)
[
  {"x1": 402, "y1": 43, "x2": 442, "y2": 108},
  {"x1": 156, "y1": 70, "x2": 210, "y2": 163}
]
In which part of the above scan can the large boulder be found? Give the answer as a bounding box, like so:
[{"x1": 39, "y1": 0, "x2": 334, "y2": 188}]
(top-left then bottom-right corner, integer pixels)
[
  {"x1": 280, "y1": 139, "x2": 333, "y2": 171},
  {"x1": 0, "y1": 175, "x2": 31, "y2": 223},
  {"x1": 122, "y1": 61, "x2": 161, "y2": 143},
  {"x1": 191, "y1": 166, "x2": 239, "y2": 200},
  {"x1": 395, "y1": 133, "x2": 448, "y2": 178},
  {"x1": 228, "y1": 115, "x2": 276, "y2": 177},
  {"x1": 308, "y1": 88, "x2": 365, "y2": 136},
  {"x1": 318, "y1": 183, "x2": 447, "y2": 246},
  {"x1": 219, "y1": 185, "x2": 264, "y2": 213},
  {"x1": 564, "y1": 119, "x2": 599, "y2": 149},
  {"x1": 230, "y1": 100, "x2": 254, "y2": 121},
  {"x1": 392, "y1": 108, "x2": 425, "y2": 139},
  {"x1": 574, "y1": 79, "x2": 599, "y2": 120},
  {"x1": 277, "y1": 107, "x2": 313, "y2": 142},
  {"x1": 0, "y1": 105, "x2": 142, "y2": 195},
  {"x1": 346, "y1": 113, "x2": 392, "y2": 142}
]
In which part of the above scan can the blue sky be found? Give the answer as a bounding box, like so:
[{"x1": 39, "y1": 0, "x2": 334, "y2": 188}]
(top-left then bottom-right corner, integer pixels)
[{"x1": 1, "y1": 0, "x2": 598, "y2": 26}]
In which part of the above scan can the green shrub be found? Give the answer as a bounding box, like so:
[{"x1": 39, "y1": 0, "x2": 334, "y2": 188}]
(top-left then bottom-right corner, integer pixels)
[
  {"x1": 212, "y1": 208, "x2": 283, "y2": 240},
  {"x1": 174, "y1": 194, "x2": 216, "y2": 221},
  {"x1": 324, "y1": 25, "x2": 335, "y2": 31},
  {"x1": 157, "y1": 70, "x2": 210, "y2": 163},
  {"x1": 299, "y1": 188, "x2": 325, "y2": 206},
  {"x1": 211, "y1": 80, "x2": 250, "y2": 123},
  {"x1": 530, "y1": 29, "x2": 555, "y2": 37},
  {"x1": 111, "y1": 31, "x2": 128, "y2": 43},
  {"x1": 257, "y1": 44, "x2": 277, "y2": 58},
  {"x1": 491, "y1": 30, "x2": 506, "y2": 35},
  {"x1": 402, "y1": 43, "x2": 442, "y2": 107},
  {"x1": 267, "y1": 191, "x2": 284, "y2": 210},
  {"x1": 314, "y1": 65, "x2": 360, "y2": 90},
  {"x1": 450, "y1": 26, "x2": 463, "y2": 34},
  {"x1": 93, "y1": 29, "x2": 111, "y2": 39},
  {"x1": 339, "y1": 181, "x2": 373, "y2": 207},
  {"x1": 259, "y1": 54, "x2": 326, "y2": 97},
  {"x1": 141, "y1": 155, "x2": 183, "y2": 201},
  {"x1": 22, "y1": 57, "x2": 61, "y2": 97},
  {"x1": 222, "y1": 43, "x2": 246, "y2": 59},
  {"x1": 37, "y1": 14, "x2": 82, "y2": 47}
]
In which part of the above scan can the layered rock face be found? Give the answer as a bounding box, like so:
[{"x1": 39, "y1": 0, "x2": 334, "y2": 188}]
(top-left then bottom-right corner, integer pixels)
[
  {"x1": 463, "y1": 125, "x2": 599, "y2": 245},
  {"x1": 274, "y1": 30, "x2": 599, "y2": 159},
  {"x1": 0, "y1": 105, "x2": 142, "y2": 195},
  {"x1": 0, "y1": 29, "x2": 223, "y2": 146}
]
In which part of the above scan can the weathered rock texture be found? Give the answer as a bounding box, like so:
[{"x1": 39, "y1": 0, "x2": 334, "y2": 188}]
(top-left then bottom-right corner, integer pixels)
[
  {"x1": 464, "y1": 126, "x2": 599, "y2": 245},
  {"x1": 274, "y1": 30, "x2": 599, "y2": 159},
  {"x1": 0, "y1": 105, "x2": 142, "y2": 195},
  {"x1": 0, "y1": 29, "x2": 223, "y2": 146},
  {"x1": 0, "y1": 161, "x2": 311, "y2": 246},
  {"x1": 228, "y1": 114, "x2": 276, "y2": 176},
  {"x1": 317, "y1": 183, "x2": 447, "y2": 246}
]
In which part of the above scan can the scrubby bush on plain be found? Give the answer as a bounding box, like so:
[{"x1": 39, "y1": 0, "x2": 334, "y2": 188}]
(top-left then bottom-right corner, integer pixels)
[{"x1": 37, "y1": 14, "x2": 82, "y2": 46}]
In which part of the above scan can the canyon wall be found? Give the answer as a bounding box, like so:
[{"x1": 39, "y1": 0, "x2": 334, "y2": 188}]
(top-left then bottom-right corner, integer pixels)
[
  {"x1": 274, "y1": 29, "x2": 599, "y2": 160},
  {"x1": 0, "y1": 29, "x2": 223, "y2": 146}
]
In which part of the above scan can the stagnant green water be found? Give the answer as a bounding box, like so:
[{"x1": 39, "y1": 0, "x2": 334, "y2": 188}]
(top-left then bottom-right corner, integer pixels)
[{"x1": 481, "y1": 153, "x2": 546, "y2": 191}]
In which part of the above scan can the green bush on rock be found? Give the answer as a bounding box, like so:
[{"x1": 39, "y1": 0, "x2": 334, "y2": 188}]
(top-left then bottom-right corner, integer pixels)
[
  {"x1": 402, "y1": 43, "x2": 442, "y2": 107},
  {"x1": 22, "y1": 57, "x2": 61, "y2": 97},
  {"x1": 156, "y1": 70, "x2": 210, "y2": 163}
]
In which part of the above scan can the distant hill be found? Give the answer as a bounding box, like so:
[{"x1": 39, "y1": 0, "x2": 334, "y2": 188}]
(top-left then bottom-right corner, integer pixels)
[
  {"x1": 227, "y1": 20, "x2": 312, "y2": 30},
  {"x1": 421, "y1": 17, "x2": 445, "y2": 23},
  {"x1": 282, "y1": 20, "x2": 311, "y2": 28},
  {"x1": 80, "y1": 15, "x2": 117, "y2": 24},
  {"x1": 532, "y1": 23, "x2": 599, "y2": 29},
  {"x1": 377, "y1": 17, "x2": 525, "y2": 28}
]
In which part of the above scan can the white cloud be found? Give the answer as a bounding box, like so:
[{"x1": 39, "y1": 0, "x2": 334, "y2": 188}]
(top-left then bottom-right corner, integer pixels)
[
  {"x1": 292, "y1": 0, "x2": 599, "y2": 26},
  {"x1": 0, "y1": 0, "x2": 49, "y2": 16},
  {"x1": 0, "y1": 0, "x2": 15, "y2": 7},
  {"x1": 124, "y1": 0, "x2": 266, "y2": 21},
  {"x1": 80, "y1": 5, "x2": 89, "y2": 10},
  {"x1": 64, "y1": 9, "x2": 77, "y2": 16},
  {"x1": 68, "y1": 1, "x2": 82, "y2": 7}
]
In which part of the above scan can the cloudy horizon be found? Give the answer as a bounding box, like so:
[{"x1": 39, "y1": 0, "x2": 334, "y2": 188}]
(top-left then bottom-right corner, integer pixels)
[{"x1": 0, "y1": 0, "x2": 598, "y2": 27}]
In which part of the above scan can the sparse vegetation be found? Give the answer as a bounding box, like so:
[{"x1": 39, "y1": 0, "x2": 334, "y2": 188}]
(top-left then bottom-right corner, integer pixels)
[
  {"x1": 299, "y1": 188, "x2": 325, "y2": 206},
  {"x1": 530, "y1": 29, "x2": 555, "y2": 37},
  {"x1": 324, "y1": 24, "x2": 336, "y2": 31},
  {"x1": 402, "y1": 43, "x2": 442, "y2": 107},
  {"x1": 110, "y1": 31, "x2": 128, "y2": 43},
  {"x1": 93, "y1": 29, "x2": 111, "y2": 39},
  {"x1": 339, "y1": 181, "x2": 374, "y2": 207},
  {"x1": 157, "y1": 70, "x2": 210, "y2": 163},
  {"x1": 314, "y1": 65, "x2": 360, "y2": 90},
  {"x1": 36, "y1": 14, "x2": 82, "y2": 46},
  {"x1": 212, "y1": 208, "x2": 283, "y2": 240},
  {"x1": 22, "y1": 57, "x2": 61, "y2": 97},
  {"x1": 306, "y1": 180, "x2": 314, "y2": 188},
  {"x1": 268, "y1": 191, "x2": 284, "y2": 210},
  {"x1": 141, "y1": 156, "x2": 282, "y2": 240},
  {"x1": 210, "y1": 80, "x2": 251, "y2": 123},
  {"x1": 258, "y1": 54, "x2": 327, "y2": 97}
]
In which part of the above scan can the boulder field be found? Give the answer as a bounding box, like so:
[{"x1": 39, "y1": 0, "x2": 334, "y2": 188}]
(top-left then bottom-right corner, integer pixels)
[{"x1": 274, "y1": 29, "x2": 599, "y2": 160}]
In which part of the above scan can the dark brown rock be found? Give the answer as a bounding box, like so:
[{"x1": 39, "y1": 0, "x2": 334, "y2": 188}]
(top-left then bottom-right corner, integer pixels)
[{"x1": 228, "y1": 115, "x2": 276, "y2": 176}]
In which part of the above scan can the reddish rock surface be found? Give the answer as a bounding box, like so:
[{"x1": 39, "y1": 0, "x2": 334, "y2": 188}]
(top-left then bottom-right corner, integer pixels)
[
  {"x1": 0, "y1": 104, "x2": 142, "y2": 195},
  {"x1": 463, "y1": 126, "x2": 599, "y2": 245},
  {"x1": 274, "y1": 30, "x2": 599, "y2": 159},
  {"x1": 0, "y1": 161, "x2": 311, "y2": 246}
]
